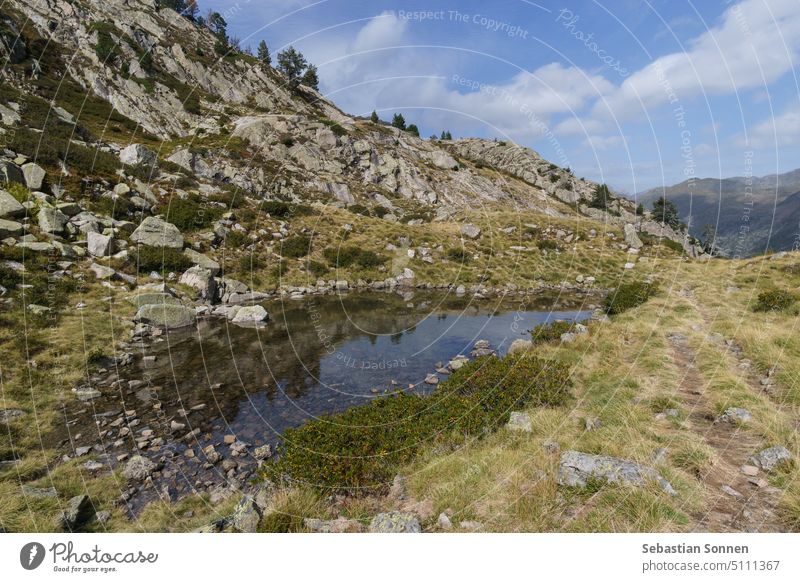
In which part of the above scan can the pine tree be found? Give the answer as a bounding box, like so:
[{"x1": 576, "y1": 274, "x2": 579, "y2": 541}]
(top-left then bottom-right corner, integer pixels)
[
  {"x1": 277, "y1": 46, "x2": 308, "y2": 89},
  {"x1": 257, "y1": 40, "x2": 271, "y2": 65},
  {"x1": 589, "y1": 183, "x2": 611, "y2": 210},
  {"x1": 406, "y1": 124, "x2": 420, "y2": 137},
  {"x1": 652, "y1": 196, "x2": 682, "y2": 230},
  {"x1": 391, "y1": 113, "x2": 406, "y2": 130},
  {"x1": 370, "y1": 110, "x2": 379, "y2": 123},
  {"x1": 636, "y1": 203, "x2": 645, "y2": 216},
  {"x1": 301, "y1": 64, "x2": 319, "y2": 91}
]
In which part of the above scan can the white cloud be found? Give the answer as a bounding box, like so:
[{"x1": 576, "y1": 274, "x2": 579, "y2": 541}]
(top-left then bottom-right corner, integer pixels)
[
  {"x1": 594, "y1": 0, "x2": 800, "y2": 120},
  {"x1": 744, "y1": 100, "x2": 800, "y2": 147}
]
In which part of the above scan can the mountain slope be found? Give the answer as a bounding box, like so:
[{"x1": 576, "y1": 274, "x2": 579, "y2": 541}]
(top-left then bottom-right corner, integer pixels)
[{"x1": 637, "y1": 170, "x2": 800, "y2": 256}]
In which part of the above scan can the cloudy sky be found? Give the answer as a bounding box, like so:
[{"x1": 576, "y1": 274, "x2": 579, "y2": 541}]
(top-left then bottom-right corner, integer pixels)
[{"x1": 198, "y1": 0, "x2": 800, "y2": 196}]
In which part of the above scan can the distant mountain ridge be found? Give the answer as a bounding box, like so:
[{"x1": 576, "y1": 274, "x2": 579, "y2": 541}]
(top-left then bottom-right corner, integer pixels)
[{"x1": 637, "y1": 169, "x2": 800, "y2": 257}]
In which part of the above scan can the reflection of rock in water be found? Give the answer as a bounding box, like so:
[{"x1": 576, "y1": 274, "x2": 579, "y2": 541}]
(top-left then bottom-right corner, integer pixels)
[{"x1": 46, "y1": 290, "x2": 595, "y2": 514}]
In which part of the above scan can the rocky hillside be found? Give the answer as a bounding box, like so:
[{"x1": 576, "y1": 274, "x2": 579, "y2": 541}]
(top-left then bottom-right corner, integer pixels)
[
  {"x1": 0, "y1": 0, "x2": 697, "y2": 264},
  {"x1": 637, "y1": 169, "x2": 800, "y2": 257}
]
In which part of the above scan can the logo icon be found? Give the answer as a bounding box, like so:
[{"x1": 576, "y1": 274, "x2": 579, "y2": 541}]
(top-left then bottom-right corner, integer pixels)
[{"x1": 20, "y1": 542, "x2": 46, "y2": 570}]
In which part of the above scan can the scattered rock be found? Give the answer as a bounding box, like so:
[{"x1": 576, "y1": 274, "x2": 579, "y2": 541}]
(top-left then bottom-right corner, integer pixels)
[
  {"x1": 38, "y1": 207, "x2": 69, "y2": 234},
  {"x1": 507, "y1": 411, "x2": 532, "y2": 432},
  {"x1": 740, "y1": 465, "x2": 759, "y2": 477},
  {"x1": 22, "y1": 162, "x2": 46, "y2": 190},
  {"x1": 119, "y1": 144, "x2": 157, "y2": 167},
  {"x1": 58, "y1": 495, "x2": 94, "y2": 531},
  {"x1": 253, "y1": 444, "x2": 272, "y2": 460},
  {"x1": 179, "y1": 266, "x2": 217, "y2": 301},
  {"x1": 122, "y1": 455, "x2": 156, "y2": 480},
  {"x1": 0, "y1": 408, "x2": 26, "y2": 423},
  {"x1": 557, "y1": 450, "x2": 677, "y2": 495},
  {"x1": 87, "y1": 231, "x2": 114, "y2": 257},
  {"x1": 368, "y1": 512, "x2": 421, "y2": 533},
  {"x1": 748, "y1": 446, "x2": 792, "y2": 472},
  {"x1": 0, "y1": 189, "x2": 25, "y2": 218},
  {"x1": 460, "y1": 223, "x2": 481, "y2": 240},
  {"x1": 304, "y1": 517, "x2": 363, "y2": 533},
  {"x1": 721, "y1": 485, "x2": 743, "y2": 498},
  {"x1": 624, "y1": 223, "x2": 643, "y2": 249},
  {"x1": 21, "y1": 485, "x2": 57, "y2": 498},
  {"x1": 716, "y1": 407, "x2": 753, "y2": 424},
  {"x1": 437, "y1": 513, "x2": 453, "y2": 530},
  {"x1": 231, "y1": 495, "x2": 263, "y2": 533},
  {"x1": 424, "y1": 373, "x2": 438, "y2": 385}
]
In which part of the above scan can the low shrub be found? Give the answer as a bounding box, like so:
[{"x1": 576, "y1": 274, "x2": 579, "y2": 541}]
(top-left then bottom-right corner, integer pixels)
[
  {"x1": 281, "y1": 235, "x2": 312, "y2": 258},
  {"x1": 131, "y1": 246, "x2": 191, "y2": 274},
  {"x1": 446, "y1": 247, "x2": 472, "y2": 263},
  {"x1": 305, "y1": 260, "x2": 328, "y2": 277},
  {"x1": 4, "y1": 183, "x2": 31, "y2": 203},
  {"x1": 266, "y1": 354, "x2": 571, "y2": 491},
  {"x1": 536, "y1": 239, "x2": 560, "y2": 251},
  {"x1": 530, "y1": 320, "x2": 575, "y2": 345},
  {"x1": 322, "y1": 246, "x2": 385, "y2": 269},
  {"x1": 752, "y1": 289, "x2": 796, "y2": 313},
  {"x1": 224, "y1": 230, "x2": 249, "y2": 248},
  {"x1": 157, "y1": 197, "x2": 221, "y2": 231},
  {"x1": 604, "y1": 281, "x2": 658, "y2": 315},
  {"x1": 0, "y1": 264, "x2": 21, "y2": 289}
]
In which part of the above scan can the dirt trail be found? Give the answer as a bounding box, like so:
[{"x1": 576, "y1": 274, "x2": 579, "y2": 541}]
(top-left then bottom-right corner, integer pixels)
[{"x1": 667, "y1": 291, "x2": 785, "y2": 532}]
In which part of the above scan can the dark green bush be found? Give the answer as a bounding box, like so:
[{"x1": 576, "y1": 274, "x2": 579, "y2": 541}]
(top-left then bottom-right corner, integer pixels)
[
  {"x1": 348, "y1": 204, "x2": 370, "y2": 217},
  {"x1": 91, "y1": 196, "x2": 134, "y2": 220},
  {"x1": 281, "y1": 235, "x2": 312, "y2": 258},
  {"x1": 267, "y1": 354, "x2": 571, "y2": 491},
  {"x1": 530, "y1": 320, "x2": 576, "y2": 345},
  {"x1": 224, "y1": 230, "x2": 249, "y2": 248},
  {"x1": 604, "y1": 281, "x2": 658, "y2": 315},
  {"x1": 0, "y1": 264, "x2": 21, "y2": 289},
  {"x1": 131, "y1": 246, "x2": 191, "y2": 274},
  {"x1": 446, "y1": 247, "x2": 472, "y2": 263},
  {"x1": 157, "y1": 197, "x2": 221, "y2": 230},
  {"x1": 305, "y1": 260, "x2": 328, "y2": 277},
  {"x1": 536, "y1": 239, "x2": 560, "y2": 251},
  {"x1": 322, "y1": 246, "x2": 385, "y2": 268},
  {"x1": 373, "y1": 206, "x2": 391, "y2": 218},
  {"x1": 752, "y1": 289, "x2": 796, "y2": 313}
]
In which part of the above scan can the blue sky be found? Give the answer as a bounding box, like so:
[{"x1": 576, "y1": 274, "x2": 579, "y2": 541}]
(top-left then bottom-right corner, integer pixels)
[{"x1": 198, "y1": 0, "x2": 800, "y2": 196}]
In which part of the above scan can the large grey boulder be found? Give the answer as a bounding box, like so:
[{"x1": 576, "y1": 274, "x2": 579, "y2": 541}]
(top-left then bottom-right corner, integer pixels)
[
  {"x1": 134, "y1": 303, "x2": 196, "y2": 329},
  {"x1": 0, "y1": 218, "x2": 24, "y2": 238},
  {"x1": 119, "y1": 143, "x2": 157, "y2": 167},
  {"x1": 38, "y1": 207, "x2": 69, "y2": 234},
  {"x1": 131, "y1": 216, "x2": 184, "y2": 249},
  {"x1": 122, "y1": 455, "x2": 157, "y2": 480},
  {"x1": 231, "y1": 304, "x2": 268, "y2": 324},
  {"x1": 369, "y1": 512, "x2": 422, "y2": 533},
  {"x1": 748, "y1": 446, "x2": 792, "y2": 472},
  {"x1": 179, "y1": 266, "x2": 217, "y2": 301},
  {"x1": 507, "y1": 411, "x2": 532, "y2": 432},
  {"x1": 0, "y1": 190, "x2": 25, "y2": 218},
  {"x1": 624, "y1": 223, "x2": 643, "y2": 249},
  {"x1": 184, "y1": 248, "x2": 221, "y2": 275},
  {"x1": 558, "y1": 450, "x2": 676, "y2": 495},
  {"x1": 87, "y1": 231, "x2": 114, "y2": 257},
  {"x1": 22, "y1": 162, "x2": 46, "y2": 190}
]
